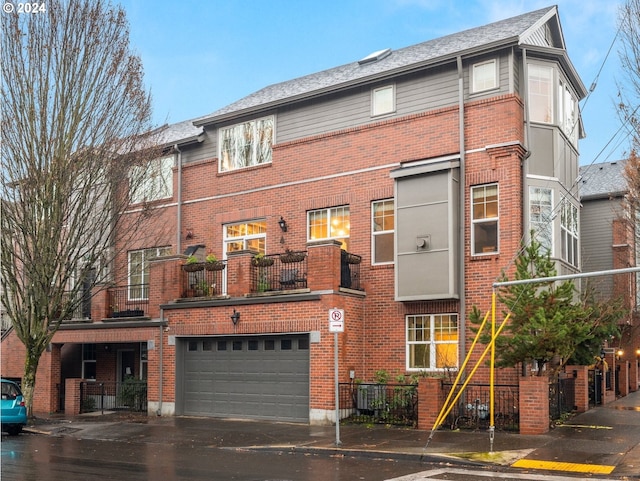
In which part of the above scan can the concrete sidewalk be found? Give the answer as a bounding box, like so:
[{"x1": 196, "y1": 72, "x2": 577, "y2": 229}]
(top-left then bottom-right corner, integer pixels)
[{"x1": 26, "y1": 389, "x2": 640, "y2": 479}]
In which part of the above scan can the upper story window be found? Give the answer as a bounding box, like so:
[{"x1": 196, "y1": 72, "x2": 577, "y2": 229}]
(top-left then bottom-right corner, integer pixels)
[
  {"x1": 560, "y1": 198, "x2": 579, "y2": 268},
  {"x1": 406, "y1": 314, "x2": 458, "y2": 371},
  {"x1": 128, "y1": 246, "x2": 172, "y2": 299},
  {"x1": 308, "y1": 206, "x2": 350, "y2": 250},
  {"x1": 219, "y1": 116, "x2": 274, "y2": 172},
  {"x1": 471, "y1": 59, "x2": 498, "y2": 93},
  {"x1": 559, "y1": 81, "x2": 578, "y2": 144},
  {"x1": 528, "y1": 64, "x2": 554, "y2": 123},
  {"x1": 224, "y1": 221, "x2": 267, "y2": 255},
  {"x1": 372, "y1": 199, "x2": 394, "y2": 264},
  {"x1": 530, "y1": 186, "x2": 553, "y2": 253},
  {"x1": 130, "y1": 155, "x2": 174, "y2": 204},
  {"x1": 371, "y1": 85, "x2": 395, "y2": 116},
  {"x1": 471, "y1": 184, "x2": 499, "y2": 255}
]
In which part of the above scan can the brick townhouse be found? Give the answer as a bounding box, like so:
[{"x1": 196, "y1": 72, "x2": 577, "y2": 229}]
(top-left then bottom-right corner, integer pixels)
[{"x1": 2, "y1": 6, "x2": 589, "y2": 425}]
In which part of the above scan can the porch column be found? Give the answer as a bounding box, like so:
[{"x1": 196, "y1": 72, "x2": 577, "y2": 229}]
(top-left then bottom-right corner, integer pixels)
[
  {"x1": 65, "y1": 378, "x2": 83, "y2": 416},
  {"x1": 306, "y1": 240, "x2": 342, "y2": 291},
  {"x1": 148, "y1": 255, "x2": 184, "y2": 318},
  {"x1": 565, "y1": 365, "x2": 589, "y2": 413}
]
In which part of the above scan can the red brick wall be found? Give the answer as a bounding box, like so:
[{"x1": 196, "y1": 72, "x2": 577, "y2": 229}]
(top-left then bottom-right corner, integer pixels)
[{"x1": 519, "y1": 376, "x2": 550, "y2": 434}]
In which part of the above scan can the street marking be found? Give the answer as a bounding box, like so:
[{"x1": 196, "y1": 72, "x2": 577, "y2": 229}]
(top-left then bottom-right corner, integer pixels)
[{"x1": 512, "y1": 458, "x2": 615, "y2": 474}]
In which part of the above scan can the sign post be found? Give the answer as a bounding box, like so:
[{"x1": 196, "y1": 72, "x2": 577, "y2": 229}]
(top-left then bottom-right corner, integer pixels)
[{"x1": 328, "y1": 308, "x2": 344, "y2": 447}]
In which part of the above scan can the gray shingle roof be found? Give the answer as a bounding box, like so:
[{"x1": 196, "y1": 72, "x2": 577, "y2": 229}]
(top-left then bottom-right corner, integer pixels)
[
  {"x1": 150, "y1": 119, "x2": 203, "y2": 147},
  {"x1": 195, "y1": 6, "x2": 555, "y2": 124},
  {"x1": 579, "y1": 160, "x2": 629, "y2": 199}
]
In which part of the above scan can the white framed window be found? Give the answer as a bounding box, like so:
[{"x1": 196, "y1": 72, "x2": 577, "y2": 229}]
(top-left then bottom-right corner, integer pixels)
[
  {"x1": 529, "y1": 186, "x2": 553, "y2": 253},
  {"x1": 560, "y1": 198, "x2": 579, "y2": 267},
  {"x1": 308, "y1": 206, "x2": 350, "y2": 250},
  {"x1": 82, "y1": 343, "x2": 96, "y2": 379},
  {"x1": 471, "y1": 59, "x2": 498, "y2": 93},
  {"x1": 130, "y1": 155, "x2": 174, "y2": 204},
  {"x1": 406, "y1": 314, "x2": 458, "y2": 371},
  {"x1": 528, "y1": 64, "x2": 554, "y2": 123},
  {"x1": 471, "y1": 184, "x2": 498, "y2": 255},
  {"x1": 224, "y1": 220, "x2": 267, "y2": 255},
  {"x1": 219, "y1": 116, "x2": 274, "y2": 172},
  {"x1": 372, "y1": 85, "x2": 395, "y2": 116},
  {"x1": 128, "y1": 246, "x2": 172, "y2": 300},
  {"x1": 372, "y1": 199, "x2": 394, "y2": 264}
]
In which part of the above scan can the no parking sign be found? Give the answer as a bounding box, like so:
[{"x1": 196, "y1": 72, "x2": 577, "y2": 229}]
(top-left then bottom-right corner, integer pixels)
[{"x1": 328, "y1": 308, "x2": 344, "y2": 332}]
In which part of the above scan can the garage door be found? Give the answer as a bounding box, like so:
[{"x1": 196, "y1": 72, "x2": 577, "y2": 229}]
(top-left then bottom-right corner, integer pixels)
[{"x1": 180, "y1": 334, "x2": 310, "y2": 422}]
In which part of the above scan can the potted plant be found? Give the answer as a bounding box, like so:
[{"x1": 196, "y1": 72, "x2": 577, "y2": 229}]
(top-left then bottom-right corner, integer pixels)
[
  {"x1": 279, "y1": 249, "x2": 306, "y2": 263},
  {"x1": 205, "y1": 253, "x2": 225, "y2": 271},
  {"x1": 195, "y1": 280, "x2": 210, "y2": 296},
  {"x1": 251, "y1": 252, "x2": 274, "y2": 267},
  {"x1": 183, "y1": 255, "x2": 204, "y2": 272}
]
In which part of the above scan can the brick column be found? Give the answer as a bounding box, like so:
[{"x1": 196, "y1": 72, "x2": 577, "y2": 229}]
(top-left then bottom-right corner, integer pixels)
[
  {"x1": 306, "y1": 240, "x2": 342, "y2": 291},
  {"x1": 417, "y1": 377, "x2": 443, "y2": 431},
  {"x1": 631, "y1": 358, "x2": 639, "y2": 392},
  {"x1": 618, "y1": 361, "x2": 630, "y2": 397},
  {"x1": 148, "y1": 255, "x2": 184, "y2": 318},
  {"x1": 65, "y1": 378, "x2": 83, "y2": 416},
  {"x1": 519, "y1": 376, "x2": 549, "y2": 435},
  {"x1": 33, "y1": 345, "x2": 61, "y2": 414},
  {"x1": 565, "y1": 366, "x2": 589, "y2": 413},
  {"x1": 225, "y1": 250, "x2": 254, "y2": 297}
]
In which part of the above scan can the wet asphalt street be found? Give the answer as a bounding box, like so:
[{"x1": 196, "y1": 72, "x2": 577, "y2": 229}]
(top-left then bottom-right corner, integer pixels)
[{"x1": 1, "y1": 432, "x2": 437, "y2": 481}]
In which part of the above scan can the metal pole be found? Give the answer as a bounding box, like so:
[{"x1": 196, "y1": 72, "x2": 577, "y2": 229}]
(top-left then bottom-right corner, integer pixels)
[
  {"x1": 489, "y1": 291, "x2": 496, "y2": 453},
  {"x1": 334, "y1": 331, "x2": 341, "y2": 446},
  {"x1": 493, "y1": 266, "x2": 640, "y2": 288}
]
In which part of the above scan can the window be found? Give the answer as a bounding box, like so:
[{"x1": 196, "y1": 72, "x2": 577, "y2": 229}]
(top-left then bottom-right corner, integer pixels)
[
  {"x1": 82, "y1": 343, "x2": 96, "y2": 379},
  {"x1": 140, "y1": 342, "x2": 148, "y2": 380},
  {"x1": 224, "y1": 221, "x2": 267, "y2": 255},
  {"x1": 530, "y1": 187, "x2": 553, "y2": 253},
  {"x1": 130, "y1": 156, "x2": 174, "y2": 204},
  {"x1": 372, "y1": 200, "x2": 394, "y2": 263},
  {"x1": 406, "y1": 314, "x2": 458, "y2": 370},
  {"x1": 471, "y1": 184, "x2": 498, "y2": 255},
  {"x1": 372, "y1": 85, "x2": 395, "y2": 116},
  {"x1": 471, "y1": 59, "x2": 497, "y2": 93},
  {"x1": 308, "y1": 206, "x2": 350, "y2": 249},
  {"x1": 561, "y1": 82, "x2": 578, "y2": 144},
  {"x1": 219, "y1": 116, "x2": 274, "y2": 172},
  {"x1": 128, "y1": 246, "x2": 172, "y2": 299},
  {"x1": 560, "y1": 198, "x2": 579, "y2": 267},
  {"x1": 528, "y1": 64, "x2": 553, "y2": 123}
]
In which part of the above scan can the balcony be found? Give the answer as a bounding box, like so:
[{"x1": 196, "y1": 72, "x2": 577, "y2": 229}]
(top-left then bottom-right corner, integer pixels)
[
  {"x1": 107, "y1": 285, "x2": 149, "y2": 318},
  {"x1": 178, "y1": 249, "x2": 363, "y2": 300}
]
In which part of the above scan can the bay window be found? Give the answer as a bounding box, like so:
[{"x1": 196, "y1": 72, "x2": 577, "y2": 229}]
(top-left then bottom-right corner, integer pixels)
[{"x1": 530, "y1": 186, "x2": 553, "y2": 253}]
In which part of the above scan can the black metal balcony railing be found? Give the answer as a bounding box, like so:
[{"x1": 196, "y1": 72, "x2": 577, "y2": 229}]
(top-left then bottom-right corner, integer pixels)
[
  {"x1": 340, "y1": 250, "x2": 361, "y2": 290},
  {"x1": 107, "y1": 285, "x2": 149, "y2": 318},
  {"x1": 62, "y1": 289, "x2": 92, "y2": 320},
  {"x1": 251, "y1": 252, "x2": 308, "y2": 293},
  {"x1": 181, "y1": 260, "x2": 227, "y2": 298}
]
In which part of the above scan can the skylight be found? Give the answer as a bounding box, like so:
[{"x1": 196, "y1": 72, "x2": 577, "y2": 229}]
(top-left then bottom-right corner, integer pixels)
[{"x1": 358, "y1": 48, "x2": 392, "y2": 65}]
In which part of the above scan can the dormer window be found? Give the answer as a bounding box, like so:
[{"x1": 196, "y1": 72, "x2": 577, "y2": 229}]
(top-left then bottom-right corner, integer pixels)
[{"x1": 219, "y1": 116, "x2": 274, "y2": 172}]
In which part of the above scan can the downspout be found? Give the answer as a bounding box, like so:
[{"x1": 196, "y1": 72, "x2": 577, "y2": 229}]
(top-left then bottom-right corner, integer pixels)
[
  {"x1": 156, "y1": 308, "x2": 164, "y2": 416},
  {"x1": 457, "y1": 55, "x2": 466, "y2": 372},
  {"x1": 521, "y1": 48, "x2": 532, "y2": 377},
  {"x1": 175, "y1": 144, "x2": 183, "y2": 254}
]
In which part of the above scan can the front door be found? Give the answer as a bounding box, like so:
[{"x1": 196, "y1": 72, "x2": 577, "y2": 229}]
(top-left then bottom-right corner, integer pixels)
[{"x1": 118, "y1": 350, "x2": 136, "y2": 381}]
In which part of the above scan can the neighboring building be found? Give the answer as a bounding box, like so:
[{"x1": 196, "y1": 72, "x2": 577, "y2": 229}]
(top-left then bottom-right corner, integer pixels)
[
  {"x1": 580, "y1": 160, "x2": 639, "y2": 393},
  {"x1": 2, "y1": 6, "x2": 588, "y2": 424}
]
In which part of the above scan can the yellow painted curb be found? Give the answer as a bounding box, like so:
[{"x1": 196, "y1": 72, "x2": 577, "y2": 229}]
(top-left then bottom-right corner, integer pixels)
[{"x1": 512, "y1": 458, "x2": 615, "y2": 474}]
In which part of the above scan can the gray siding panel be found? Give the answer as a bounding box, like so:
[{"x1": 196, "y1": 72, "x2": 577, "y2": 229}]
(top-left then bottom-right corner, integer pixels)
[{"x1": 581, "y1": 199, "x2": 623, "y2": 297}]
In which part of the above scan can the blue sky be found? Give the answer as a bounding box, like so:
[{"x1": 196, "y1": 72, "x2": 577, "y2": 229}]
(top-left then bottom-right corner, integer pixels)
[{"x1": 120, "y1": 0, "x2": 628, "y2": 165}]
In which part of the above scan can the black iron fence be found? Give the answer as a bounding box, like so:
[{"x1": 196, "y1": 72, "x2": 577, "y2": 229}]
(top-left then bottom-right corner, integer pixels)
[
  {"x1": 549, "y1": 376, "x2": 575, "y2": 420},
  {"x1": 181, "y1": 260, "x2": 227, "y2": 298},
  {"x1": 250, "y1": 252, "x2": 308, "y2": 293},
  {"x1": 107, "y1": 285, "x2": 149, "y2": 318},
  {"x1": 338, "y1": 383, "x2": 418, "y2": 427},
  {"x1": 441, "y1": 382, "x2": 519, "y2": 431},
  {"x1": 80, "y1": 380, "x2": 147, "y2": 413}
]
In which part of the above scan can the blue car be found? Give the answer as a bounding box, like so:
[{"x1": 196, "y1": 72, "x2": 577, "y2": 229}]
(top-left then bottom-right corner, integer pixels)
[{"x1": 1, "y1": 379, "x2": 27, "y2": 435}]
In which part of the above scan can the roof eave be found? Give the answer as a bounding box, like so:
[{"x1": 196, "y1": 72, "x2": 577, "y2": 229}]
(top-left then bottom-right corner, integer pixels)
[{"x1": 194, "y1": 38, "x2": 522, "y2": 127}]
